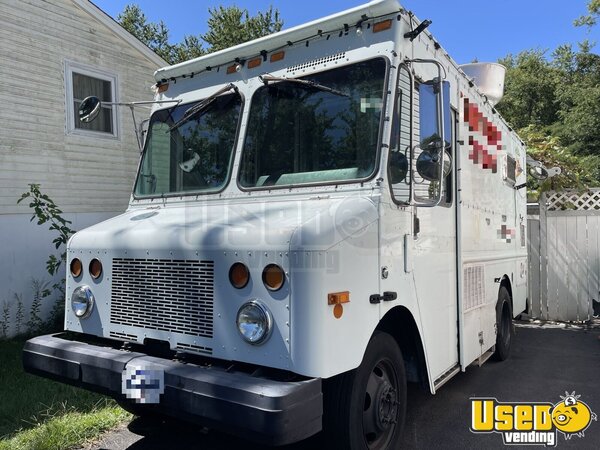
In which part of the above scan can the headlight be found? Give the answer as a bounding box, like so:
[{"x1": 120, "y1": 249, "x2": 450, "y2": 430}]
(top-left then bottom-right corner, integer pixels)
[
  {"x1": 236, "y1": 301, "x2": 272, "y2": 345},
  {"x1": 71, "y1": 286, "x2": 95, "y2": 318}
]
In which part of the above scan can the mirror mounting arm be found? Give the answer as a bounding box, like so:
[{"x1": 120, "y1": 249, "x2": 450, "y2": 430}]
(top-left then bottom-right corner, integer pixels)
[{"x1": 78, "y1": 97, "x2": 181, "y2": 151}]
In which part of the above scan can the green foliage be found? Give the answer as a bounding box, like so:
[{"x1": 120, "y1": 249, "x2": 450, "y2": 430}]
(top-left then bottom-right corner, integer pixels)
[
  {"x1": 0, "y1": 339, "x2": 130, "y2": 445},
  {"x1": 26, "y1": 280, "x2": 50, "y2": 336},
  {"x1": 201, "y1": 6, "x2": 283, "y2": 53},
  {"x1": 17, "y1": 184, "x2": 76, "y2": 277},
  {"x1": 496, "y1": 18, "x2": 600, "y2": 191},
  {"x1": 117, "y1": 4, "x2": 180, "y2": 63},
  {"x1": 117, "y1": 4, "x2": 283, "y2": 65},
  {"x1": 519, "y1": 125, "x2": 600, "y2": 199},
  {"x1": 497, "y1": 50, "x2": 559, "y2": 130},
  {"x1": 574, "y1": 0, "x2": 600, "y2": 28},
  {"x1": 1, "y1": 301, "x2": 10, "y2": 338},
  {"x1": 14, "y1": 293, "x2": 24, "y2": 336}
]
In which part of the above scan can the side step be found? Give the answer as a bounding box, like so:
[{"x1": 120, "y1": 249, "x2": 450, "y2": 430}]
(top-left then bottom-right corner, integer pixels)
[
  {"x1": 433, "y1": 365, "x2": 460, "y2": 391},
  {"x1": 473, "y1": 346, "x2": 495, "y2": 367}
]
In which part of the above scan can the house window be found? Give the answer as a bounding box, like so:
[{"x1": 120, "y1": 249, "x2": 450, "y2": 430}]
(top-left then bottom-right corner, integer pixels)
[{"x1": 65, "y1": 61, "x2": 118, "y2": 138}]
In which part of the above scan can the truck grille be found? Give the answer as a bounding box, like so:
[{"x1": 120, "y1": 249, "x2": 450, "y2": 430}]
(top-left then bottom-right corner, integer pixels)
[{"x1": 110, "y1": 258, "x2": 214, "y2": 338}]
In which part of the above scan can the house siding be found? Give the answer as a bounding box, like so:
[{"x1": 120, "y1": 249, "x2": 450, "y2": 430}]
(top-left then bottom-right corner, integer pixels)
[
  {"x1": 0, "y1": 0, "x2": 164, "y2": 336},
  {"x1": 0, "y1": 0, "x2": 161, "y2": 214}
]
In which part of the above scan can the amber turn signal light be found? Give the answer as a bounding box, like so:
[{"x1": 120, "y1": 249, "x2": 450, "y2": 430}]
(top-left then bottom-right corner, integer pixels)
[
  {"x1": 328, "y1": 291, "x2": 350, "y2": 305},
  {"x1": 70, "y1": 258, "x2": 82, "y2": 278},
  {"x1": 229, "y1": 262, "x2": 250, "y2": 289},
  {"x1": 89, "y1": 258, "x2": 103, "y2": 279},
  {"x1": 262, "y1": 264, "x2": 285, "y2": 291}
]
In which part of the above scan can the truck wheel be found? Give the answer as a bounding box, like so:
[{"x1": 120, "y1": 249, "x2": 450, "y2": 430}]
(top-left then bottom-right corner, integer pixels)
[
  {"x1": 493, "y1": 286, "x2": 513, "y2": 361},
  {"x1": 323, "y1": 331, "x2": 406, "y2": 450}
]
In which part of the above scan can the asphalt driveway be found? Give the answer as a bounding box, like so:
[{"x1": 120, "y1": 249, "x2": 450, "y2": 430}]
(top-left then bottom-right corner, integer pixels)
[{"x1": 84, "y1": 322, "x2": 600, "y2": 450}]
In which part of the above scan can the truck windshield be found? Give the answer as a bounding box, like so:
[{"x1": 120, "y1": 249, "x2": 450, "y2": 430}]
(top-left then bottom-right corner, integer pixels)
[
  {"x1": 239, "y1": 58, "x2": 387, "y2": 188},
  {"x1": 134, "y1": 91, "x2": 242, "y2": 197}
]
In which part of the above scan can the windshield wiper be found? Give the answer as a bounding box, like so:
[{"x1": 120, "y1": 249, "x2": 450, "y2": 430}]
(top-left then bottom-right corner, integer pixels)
[
  {"x1": 169, "y1": 83, "x2": 238, "y2": 132},
  {"x1": 259, "y1": 74, "x2": 349, "y2": 97}
]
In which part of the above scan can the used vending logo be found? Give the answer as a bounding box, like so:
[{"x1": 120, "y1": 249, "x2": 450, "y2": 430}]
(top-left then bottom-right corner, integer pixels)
[{"x1": 470, "y1": 392, "x2": 597, "y2": 446}]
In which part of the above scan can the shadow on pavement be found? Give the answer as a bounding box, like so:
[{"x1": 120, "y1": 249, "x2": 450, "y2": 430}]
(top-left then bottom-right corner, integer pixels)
[{"x1": 94, "y1": 325, "x2": 600, "y2": 450}]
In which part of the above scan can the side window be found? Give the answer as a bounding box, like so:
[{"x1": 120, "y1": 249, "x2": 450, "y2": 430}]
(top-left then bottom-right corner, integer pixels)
[
  {"x1": 389, "y1": 67, "x2": 454, "y2": 205},
  {"x1": 65, "y1": 61, "x2": 118, "y2": 138},
  {"x1": 388, "y1": 66, "x2": 412, "y2": 204}
]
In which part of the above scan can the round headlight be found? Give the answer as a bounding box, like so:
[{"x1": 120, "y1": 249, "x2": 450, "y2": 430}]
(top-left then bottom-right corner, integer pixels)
[
  {"x1": 89, "y1": 258, "x2": 103, "y2": 279},
  {"x1": 262, "y1": 264, "x2": 285, "y2": 291},
  {"x1": 236, "y1": 301, "x2": 272, "y2": 345},
  {"x1": 229, "y1": 262, "x2": 250, "y2": 289},
  {"x1": 70, "y1": 258, "x2": 82, "y2": 278},
  {"x1": 71, "y1": 286, "x2": 95, "y2": 318}
]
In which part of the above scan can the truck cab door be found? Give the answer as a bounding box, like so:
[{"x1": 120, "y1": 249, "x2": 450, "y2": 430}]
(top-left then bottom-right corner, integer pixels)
[{"x1": 385, "y1": 62, "x2": 459, "y2": 390}]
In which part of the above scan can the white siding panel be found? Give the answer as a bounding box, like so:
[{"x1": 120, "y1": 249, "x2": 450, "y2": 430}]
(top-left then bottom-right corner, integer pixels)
[{"x1": 0, "y1": 0, "x2": 161, "y2": 215}]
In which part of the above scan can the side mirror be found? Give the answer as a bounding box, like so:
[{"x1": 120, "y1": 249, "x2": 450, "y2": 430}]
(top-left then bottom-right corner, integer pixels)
[
  {"x1": 416, "y1": 148, "x2": 452, "y2": 182},
  {"x1": 528, "y1": 165, "x2": 548, "y2": 181},
  {"x1": 78, "y1": 96, "x2": 101, "y2": 123}
]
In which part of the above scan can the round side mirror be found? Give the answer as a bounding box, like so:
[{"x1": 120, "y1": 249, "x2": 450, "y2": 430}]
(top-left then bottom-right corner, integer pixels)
[
  {"x1": 78, "y1": 96, "x2": 101, "y2": 123},
  {"x1": 528, "y1": 165, "x2": 548, "y2": 181},
  {"x1": 416, "y1": 149, "x2": 452, "y2": 182},
  {"x1": 389, "y1": 151, "x2": 408, "y2": 184}
]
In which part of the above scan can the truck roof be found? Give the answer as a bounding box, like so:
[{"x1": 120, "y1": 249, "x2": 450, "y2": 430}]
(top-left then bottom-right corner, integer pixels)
[{"x1": 154, "y1": 0, "x2": 401, "y2": 82}]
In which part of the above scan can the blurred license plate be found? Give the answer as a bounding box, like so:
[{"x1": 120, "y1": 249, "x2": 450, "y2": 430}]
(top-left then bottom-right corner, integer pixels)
[{"x1": 121, "y1": 363, "x2": 165, "y2": 404}]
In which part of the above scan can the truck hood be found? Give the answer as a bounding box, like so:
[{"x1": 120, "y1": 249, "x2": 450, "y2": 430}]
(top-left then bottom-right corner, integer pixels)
[{"x1": 69, "y1": 196, "x2": 379, "y2": 253}]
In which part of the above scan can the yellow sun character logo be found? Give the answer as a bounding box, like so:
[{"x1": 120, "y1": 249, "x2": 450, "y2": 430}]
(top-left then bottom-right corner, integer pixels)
[{"x1": 551, "y1": 392, "x2": 597, "y2": 439}]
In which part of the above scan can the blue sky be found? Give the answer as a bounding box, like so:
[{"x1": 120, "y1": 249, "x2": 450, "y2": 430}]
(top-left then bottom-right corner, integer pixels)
[{"x1": 93, "y1": 0, "x2": 598, "y2": 63}]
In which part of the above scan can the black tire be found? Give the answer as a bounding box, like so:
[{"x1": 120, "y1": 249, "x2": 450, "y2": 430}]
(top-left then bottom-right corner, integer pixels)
[
  {"x1": 493, "y1": 286, "x2": 513, "y2": 361},
  {"x1": 323, "y1": 331, "x2": 407, "y2": 450}
]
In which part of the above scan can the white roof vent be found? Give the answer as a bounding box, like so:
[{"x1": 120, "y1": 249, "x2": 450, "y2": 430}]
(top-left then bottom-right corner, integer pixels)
[{"x1": 459, "y1": 62, "x2": 506, "y2": 106}]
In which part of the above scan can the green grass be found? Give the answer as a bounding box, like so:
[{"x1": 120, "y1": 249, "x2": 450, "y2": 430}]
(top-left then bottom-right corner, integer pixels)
[{"x1": 0, "y1": 338, "x2": 131, "y2": 449}]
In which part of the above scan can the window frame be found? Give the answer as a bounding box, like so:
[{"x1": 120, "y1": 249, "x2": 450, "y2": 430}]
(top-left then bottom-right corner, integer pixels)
[
  {"x1": 131, "y1": 90, "x2": 246, "y2": 200},
  {"x1": 388, "y1": 66, "x2": 456, "y2": 207},
  {"x1": 236, "y1": 56, "x2": 391, "y2": 192},
  {"x1": 65, "y1": 60, "x2": 119, "y2": 139}
]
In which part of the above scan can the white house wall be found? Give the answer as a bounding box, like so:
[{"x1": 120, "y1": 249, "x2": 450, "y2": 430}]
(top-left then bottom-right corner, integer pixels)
[{"x1": 0, "y1": 0, "x2": 162, "y2": 336}]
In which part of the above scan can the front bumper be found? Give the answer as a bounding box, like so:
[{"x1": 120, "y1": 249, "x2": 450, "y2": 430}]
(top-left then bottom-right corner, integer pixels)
[{"x1": 23, "y1": 334, "x2": 322, "y2": 446}]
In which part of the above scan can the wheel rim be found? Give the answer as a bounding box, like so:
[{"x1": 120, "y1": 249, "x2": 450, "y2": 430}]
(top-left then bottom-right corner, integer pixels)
[
  {"x1": 501, "y1": 304, "x2": 511, "y2": 347},
  {"x1": 362, "y1": 358, "x2": 399, "y2": 449}
]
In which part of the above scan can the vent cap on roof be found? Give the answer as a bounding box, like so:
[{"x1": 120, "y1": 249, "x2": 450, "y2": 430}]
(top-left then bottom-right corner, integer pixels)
[{"x1": 459, "y1": 62, "x2": 506, "y2": 106}]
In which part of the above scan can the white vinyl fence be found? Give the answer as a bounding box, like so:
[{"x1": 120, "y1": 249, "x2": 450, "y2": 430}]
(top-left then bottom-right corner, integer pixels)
[{"x1": 528, "y1": 190, "x2": 600, "y2": 321}]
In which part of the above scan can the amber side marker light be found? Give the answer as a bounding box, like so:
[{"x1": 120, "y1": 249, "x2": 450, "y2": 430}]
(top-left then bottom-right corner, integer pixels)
[
  {"x1": 263, "y1": 264, "x2": 285, "y2": 291},
  {"x1": 70, "y1": 258, "x2": 82, "y2": 278},
  {"x1": 270, "y1": 51, "x2": 285, "y2": 63},
  {"x1": 373, "y1": 19, "x2": 393, "y2": 33},
  {"x1": 247, "y1": 57, "x2": 262, "y2": 69},
  {"x1": 328, "y1": 291, "x2": 350, "y2": 319},
  {"x1": 89, "y1": 258, "x2": 103, "y2": 280},
  {"x1": 229, "y1": 262, "x2": 250, "y2": 289}
]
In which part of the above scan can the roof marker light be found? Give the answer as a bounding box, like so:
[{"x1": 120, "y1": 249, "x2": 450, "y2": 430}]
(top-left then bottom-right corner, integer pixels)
[
  {"x1": 270, "y1": 51, "x2": 285, "y2": 63},
  {"x1": 248, "y1": 57, "x2": 262, "y2": 69},
  {"x1": 373, "y1": 19, "x2": 393, "y2": 33}
]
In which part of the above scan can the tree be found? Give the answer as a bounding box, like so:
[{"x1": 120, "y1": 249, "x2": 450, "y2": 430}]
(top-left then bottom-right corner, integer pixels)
[
  {"x1": 496, "y1": 50, "x2": 559, "y2": 130},
  {"x1": 117, "y1": 5, "x2": 179, "y2": 63},
  {"x1": 574, "y1": 0, "x2": 600, "y2": 28},
  {"x1": 117, "y1": 4, "x2": 283, "y2": 65},
  {"x1": 201, "y1": 6, "x2": 283, "y2": 53},
  {"x1": 519, "y1": 125, "x2": 600, "y2": 199}
]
